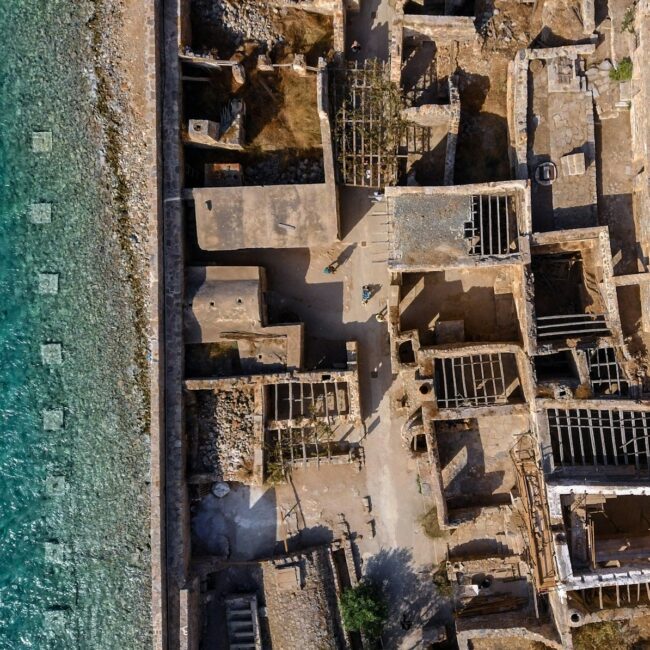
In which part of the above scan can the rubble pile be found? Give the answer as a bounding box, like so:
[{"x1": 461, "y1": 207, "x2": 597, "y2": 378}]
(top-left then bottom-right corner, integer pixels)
[
  {"x1": 245, "y1": 157, "x2": 325, "y2": 184},
  {"x1": 194, "y1": 0, "x2": 282, "y2": 51},
  {"x1": 197, "y1": 389, "x2": 256, "y2": 480},
  {"x1": 586, "y1": 60, "x2": 631, "y2": 119}
]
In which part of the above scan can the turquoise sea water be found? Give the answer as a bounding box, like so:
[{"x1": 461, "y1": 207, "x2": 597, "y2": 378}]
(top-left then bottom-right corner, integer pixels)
[{"x1": 0, "y1": 1, "x2": 151, "y2": 648}]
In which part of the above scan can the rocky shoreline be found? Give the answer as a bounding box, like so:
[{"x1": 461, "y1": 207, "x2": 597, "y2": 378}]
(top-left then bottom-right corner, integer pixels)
[
  {"x1": 86, "y1": 0, "x2": 162, "y2": 643},
  {"x1": 87, "y1": 1, "x2": 154, "y2": 407}
]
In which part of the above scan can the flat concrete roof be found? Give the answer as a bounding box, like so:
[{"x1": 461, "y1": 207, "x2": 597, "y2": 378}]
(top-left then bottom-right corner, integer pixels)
[
  {"x1": 391, "y1": 193, "x2": 474, "y2": 268},
  {"x1": 191, "y1": 183, "x2": 339, "y2": 251},
  {"x1": 387, "y1": 182, "x2": 530, "y2": 270},
  {"x1": 184, "y1": 266, "x2": 263, "y2": 344}
]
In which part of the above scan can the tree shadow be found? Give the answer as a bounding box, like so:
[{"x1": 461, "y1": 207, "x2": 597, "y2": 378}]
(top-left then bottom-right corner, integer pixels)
[
  {"x1": 287, "y1": 524, "x2": 334, "y2": 552},
  {"x1": 364, "y1": 547, "x2": 451, "y2": 647}
]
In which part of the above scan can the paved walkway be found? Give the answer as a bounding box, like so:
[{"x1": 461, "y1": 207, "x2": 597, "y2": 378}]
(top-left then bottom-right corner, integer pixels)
[{"x1": 346, "y1": 0, "x2": 394, "y2": 62}]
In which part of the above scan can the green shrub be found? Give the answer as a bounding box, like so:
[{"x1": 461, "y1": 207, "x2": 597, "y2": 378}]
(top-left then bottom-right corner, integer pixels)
[
  {"x1": 339, "y1": 582, "x2": 388, "y2": 640},
  {"x1": 432, "y1": 567, "x2": 453, "y2": 599},
  {"x1": 609, "y1": 57, "x2": 633, "y2": 82},
  {"x1": 622, "y1": 5, "x2": 636, "y2": 33}
]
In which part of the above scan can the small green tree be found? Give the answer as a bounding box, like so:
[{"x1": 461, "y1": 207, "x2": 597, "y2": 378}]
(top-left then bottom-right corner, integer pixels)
[
  {"x1": 432, "y1": 567, "x2": 453, "y2": 599},
  {"x1": 339, "y1": 582, "x2": 388, "y2": 640},
  {"x1": 609, "y1": 57, "x2": 633, "y2": 82}
]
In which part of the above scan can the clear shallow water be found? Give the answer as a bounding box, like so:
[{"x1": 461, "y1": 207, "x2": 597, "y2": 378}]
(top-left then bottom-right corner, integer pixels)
[{"x1": 0, "y1": 1, "x2": 151, "y2": 648}]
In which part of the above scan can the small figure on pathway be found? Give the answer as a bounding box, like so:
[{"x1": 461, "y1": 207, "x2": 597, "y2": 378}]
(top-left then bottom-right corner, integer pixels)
[
  {"x1": 400, "y1": 612, "x2": 412, "y2": 630},
  {"x1": 351, "y1": 40, "x2": 362, "y2": 53}
]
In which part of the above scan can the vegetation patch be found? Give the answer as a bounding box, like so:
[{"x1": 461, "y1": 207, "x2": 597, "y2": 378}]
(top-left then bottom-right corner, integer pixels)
[
  {"x1": 622, "y1": 5, "x2": 636, "y2": 33},
  {"x1": 432, "y1": 567, "x2": 453, "y2": 599},
  {"x1": 339, "y1": 582, "x2": 388, "y2": 641},
  {"x1": 419, "y1": 506, "x2": 446, "y2": 539},
  {"x1": 572, "y1": 621, "x2": 631, "y2": 650},
  {"x1": 609, "y1": 57, "x2": 633, "y2": 82}
]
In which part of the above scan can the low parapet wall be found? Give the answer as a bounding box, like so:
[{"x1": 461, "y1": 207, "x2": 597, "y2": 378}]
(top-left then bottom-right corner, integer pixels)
[
  {"x1": 631, "y1": 0, "x2": 650, "y2": 288},
  {"x1": 456, "y1": 616, "x2": 563, "y2": 650},
  {"x1": 148, "y1": 0, "x2": 165, "y2": 643},
  {"x1": 163, "y1": 0, "x2": 190, "y2": 647},
  {"x1": 178, "y1": 579, "x2": 200, "y2": 650},
  {"x1": 317, "y1": 62, "x2": 340, "y2": 233},
  {"x1": 507, "y1": 51, "x2": 529, "y2": 180},
  {"x1": 402, "y1": 14, "x2": 478, "y2": 42}
]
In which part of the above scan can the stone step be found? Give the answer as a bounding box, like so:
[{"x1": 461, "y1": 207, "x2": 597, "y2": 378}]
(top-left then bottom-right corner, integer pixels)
[{"x1": 229, "y1": 620, "x2": 254, "y2": 631}]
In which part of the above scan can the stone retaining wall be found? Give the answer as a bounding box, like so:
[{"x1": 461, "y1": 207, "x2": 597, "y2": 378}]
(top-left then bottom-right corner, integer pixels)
[
  {"x1": 146, "y1": 1, "x2": 165, "y2": 648},
  {"x1": 162, "y1": 0, "x2": 189, "y2": 647}
]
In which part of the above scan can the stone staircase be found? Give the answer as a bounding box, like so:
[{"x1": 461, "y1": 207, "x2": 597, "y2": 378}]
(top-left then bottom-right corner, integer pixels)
[{"x1": 225, "y1": 594, "x2": 262, "y2": 650}]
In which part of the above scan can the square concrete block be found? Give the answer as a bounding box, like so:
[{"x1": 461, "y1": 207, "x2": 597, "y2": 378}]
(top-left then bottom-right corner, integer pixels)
[
  {"x1": 32, "y1": 130, "x2": 52, "y2": 153},
  {"x1": 29, "y1": 203, "x2": 52, "y2": 224},
  {"x1": 41, "y1": 343, "x2": 62, "y2": 366},
  {"x1": 561, "y1": 152, "x2": 586, "y2": 176},
  {"x1": 38, "y1": 273, "x2": 59, "y2": 294},
  {"x1": 44, "y1": 541, "x2": 66, "y2": 564},
  {"x1": 44, "y1": 609, "x2": 66, "y2": 629},
  {"x1": 45, "y1": 475, "x2": 67, "y2": 496},
  {"x1": 43, "y1": 408, "x2": 64, "y2": 431}
]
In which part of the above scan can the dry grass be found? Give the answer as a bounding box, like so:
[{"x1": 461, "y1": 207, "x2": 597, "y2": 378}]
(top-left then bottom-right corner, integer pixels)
[
  {"x1": 572, "y1": 621, "x2": 633, "y2": 650},
  {"x1": 234, "y1": 456, "x2": 255, "y2": 482},
  {"x1": 419, "y1": 506, "x2": 446, "y2": 539},
  {"x1": 574, "y1": 383, "x2": 594, "y2": 399},
  {"x1": 271, "y1": 9, "x2": 334, "y2": 65},
  {"x1": 247, "y1": 69, "x2": 322, "y2": 151}
]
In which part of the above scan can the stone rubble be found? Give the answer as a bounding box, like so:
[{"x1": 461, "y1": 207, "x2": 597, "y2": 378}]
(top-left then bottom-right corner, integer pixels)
[
  {"x1": 193, "y1": 0, "x2": 283, "y2": 52},
  {"x1": 245, "y1": 156, "x2": 324, "y2": 185},
  {"x1": 197, "y1": 389, "x2": 256, "y2": 481}
]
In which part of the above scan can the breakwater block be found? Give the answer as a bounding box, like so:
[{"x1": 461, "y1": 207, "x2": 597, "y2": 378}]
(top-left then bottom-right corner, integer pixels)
[
  {"x1": 38, "y1": 273, "x2": 59, "y2": 294},
  {"x1": 43, "y1": 408, "x2": 64, "y2": 430},
  {"x1": 32, "y1": 130, "x2": 52, "y2": 153},
  {"x1": 41, "y1": 343, "x2": 62, "y2": 366},
  {"x1": 45, "y1": 475, "x2": 67, "y2": 496},
  {"x1": 29, "y1": 203, "x2": 52, "y2": 224}
]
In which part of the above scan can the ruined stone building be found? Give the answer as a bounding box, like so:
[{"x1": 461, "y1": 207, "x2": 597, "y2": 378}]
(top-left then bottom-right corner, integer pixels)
[{"x1": 159, "y1": 0, "x2": 650, "y2": 648}]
